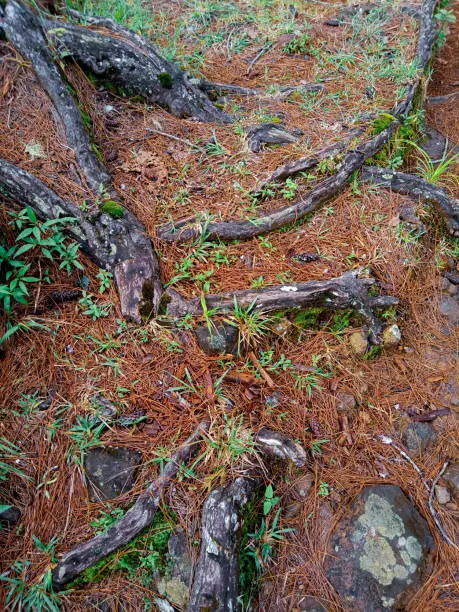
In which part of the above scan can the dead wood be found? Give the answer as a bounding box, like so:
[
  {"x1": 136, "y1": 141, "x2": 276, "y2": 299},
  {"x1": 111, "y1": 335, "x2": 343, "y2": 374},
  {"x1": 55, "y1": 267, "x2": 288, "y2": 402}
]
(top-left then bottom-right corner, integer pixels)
[
  {"x1": 0, "y1": 159, "x2": 162, "y2": 322},
  {"x1": 157, "y1": 0, "x2": 439, "y2": 244},
  {"x1": 167, "y1": 270, "x2": 397, "y2": 344},
  {"x1": 187, "y1": 477, "x2": 258, "y2": 612},
  {"x1": 360, "y1": 165, "x2": 459, "y2": 236},
  {"x1": 52, "y1": 421, "x2": 209, "y2": 589}
]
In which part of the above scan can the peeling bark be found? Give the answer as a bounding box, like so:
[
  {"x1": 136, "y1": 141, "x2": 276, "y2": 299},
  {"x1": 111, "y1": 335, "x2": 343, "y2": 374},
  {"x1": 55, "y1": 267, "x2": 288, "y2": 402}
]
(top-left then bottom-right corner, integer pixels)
[
  {"x1": 52, "y1": 422, "x2": 209, "y2": 589},
  {"x1": 187, "y1": 477, "x2": 258, "y2": 612},
  {"x1": 361, "y1": 165, "x2": 459, "y2": 236},
  {"x1": 0, "y1": 159, "x2": 162, "y2": 321},
  {"x1": 167, "y1": 270, "x2": 398, "y2": 344}
]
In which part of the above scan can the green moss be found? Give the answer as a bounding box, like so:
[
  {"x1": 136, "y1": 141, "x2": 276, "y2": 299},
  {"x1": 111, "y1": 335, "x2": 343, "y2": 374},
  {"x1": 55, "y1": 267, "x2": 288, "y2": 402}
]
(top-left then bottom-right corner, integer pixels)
[
  {"x1": 370, "y1": 113, "x2": 396, "y2": 135},
  {"x1": 101, "y1": 200, "x2": 125, "y2": 219},
  {"x1": 158, "y1": 72, "x2": 173, "y2": 89},
  {"x1": 294, "y1": 307, "x2": 323, "y2": 329}
]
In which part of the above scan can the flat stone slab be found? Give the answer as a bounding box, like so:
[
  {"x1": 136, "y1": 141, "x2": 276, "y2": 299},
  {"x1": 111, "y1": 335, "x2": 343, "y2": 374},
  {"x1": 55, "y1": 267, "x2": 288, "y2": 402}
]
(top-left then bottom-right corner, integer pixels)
[
  {"x1": 84, "y1": 447, "x2": 142, "y2": 501},
  {"x1": 326, "y1": 485, "x2": 434, "y2": 611}
]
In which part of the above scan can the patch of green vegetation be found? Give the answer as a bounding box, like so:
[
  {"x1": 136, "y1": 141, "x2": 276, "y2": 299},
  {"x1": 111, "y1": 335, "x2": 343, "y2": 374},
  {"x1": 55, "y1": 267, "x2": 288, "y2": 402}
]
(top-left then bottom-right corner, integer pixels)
[
  {"x1": 101, "y1": 200, "x2": 125, "y2": 219},
  {"x1": 74, "y1": 507, "x2": 176, "y2": 587},
  {"x1": 294, "y1": 307, "x2": 323, "y2": 329},
  {"x1": 158, "y1": 71, "x2": 173, "y2": 89},
  {"x1": 283, "y1": 33, "x2": 311, "y2": 55},
  {"x1": 330, "y1": 309, "x2": 354, "y2": 335},
  {"x1": 370, "y1": 112, "x2": 396, "y2": 135}
]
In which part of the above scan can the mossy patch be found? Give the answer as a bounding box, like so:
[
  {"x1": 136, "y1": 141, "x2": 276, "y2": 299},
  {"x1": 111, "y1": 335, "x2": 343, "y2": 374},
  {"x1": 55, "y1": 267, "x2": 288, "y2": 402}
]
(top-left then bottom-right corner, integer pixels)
[
  {"x1": 158, "y1": 72, "x2": 173, "y2": 89},
  {"x1": 101, "y1": 200, "x2": 125, "y2": 219}
]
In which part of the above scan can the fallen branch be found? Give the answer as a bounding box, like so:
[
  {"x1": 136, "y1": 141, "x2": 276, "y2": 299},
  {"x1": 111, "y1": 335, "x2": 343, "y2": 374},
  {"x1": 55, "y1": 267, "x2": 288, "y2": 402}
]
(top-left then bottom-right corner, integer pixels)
[
  {"x1": 249, "y1": 351, "x2": 276, "y2": 388},
  {"x1": 0, "y1": 159, "x2": 162, "y2": 322},
  {"x1": 167, "y1": 270, "x2": 398, "y2": 344},
  {"x1": 52, "y1": 421, "x2": 209, "y2": 588},
  {"x1": 360, "y1": 165, "x2": 459, "y2": 236}
]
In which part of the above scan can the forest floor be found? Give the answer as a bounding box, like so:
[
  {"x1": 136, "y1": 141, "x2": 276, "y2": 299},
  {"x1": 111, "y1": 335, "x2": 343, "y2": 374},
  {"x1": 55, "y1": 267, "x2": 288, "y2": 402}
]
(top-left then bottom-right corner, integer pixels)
[{"x1": 0, "y1": 1, "x2": 458, "y2": 610}]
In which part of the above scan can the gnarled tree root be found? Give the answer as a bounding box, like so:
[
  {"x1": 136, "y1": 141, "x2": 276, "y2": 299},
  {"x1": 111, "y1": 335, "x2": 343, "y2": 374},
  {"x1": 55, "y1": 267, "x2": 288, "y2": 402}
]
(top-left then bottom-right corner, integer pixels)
[
  {"x1": 187, "y1": 477, "x2": 258, "y2": 612},
  {"x1": 360, "y1": 165, "x2": 459, "y2": 236},
  {"x1": 52, "y1": 422, "x2": 209, "y2": 589},
  {"x1": 167, "y1": 270, "x2": 398, "y2": 344},
  {"x1": 0, "y1": 159, "x2": 162, "y2": 322},
  {"x1": 157, "y1": 0, "x2": 439, "y2": 244}
]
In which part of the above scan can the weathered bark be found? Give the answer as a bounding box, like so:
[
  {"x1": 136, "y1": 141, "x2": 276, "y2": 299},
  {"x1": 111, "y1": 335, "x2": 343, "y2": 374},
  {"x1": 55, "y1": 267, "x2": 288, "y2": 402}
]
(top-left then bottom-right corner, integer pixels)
[
  {"x1": 360, "y1": 165, "x2": 459, "y2": 236},
  {"x1": 157, "y1": 0, "x2": 439, "y2": 244},
  {"x1": 52, "y1": 422, "x2": 209, "y2": 589},
  {"x1": 187, "y1": 477, "x2": 257, "y2": 612},
  {"x1": 3, "y1": 0, "x2": 109, "y2": 193},
  {"x1": 42, "y1": 12, "x2": 230, "y2": 123},
  {"x1": 167, "y1": 270, "x2": 398, "y2": 344},
  {"x1": 0, "y1": 159, "x2": 163, "y2": 321}
]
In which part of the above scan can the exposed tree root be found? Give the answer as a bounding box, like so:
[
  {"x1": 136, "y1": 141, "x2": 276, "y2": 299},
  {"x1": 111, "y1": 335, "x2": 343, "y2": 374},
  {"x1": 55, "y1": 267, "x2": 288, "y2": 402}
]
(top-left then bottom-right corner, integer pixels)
[
  {"x1": 0, "y1": 159, "x2": 162, "y2": 322},
  {"x1": 3, "y1": 0, "x2": 110, "y2": 193},
  {"x1": 52, "y1": 422, "x2": 209, "y2": 589},
  {"x1": 187, "y1": 476, "x2": 258, "y2": 612},
  {"x1": 253, "y1": 128, "x2": 365, "y2": 193},
  {"x1": 157, "y1": 0, "x2": 439, "y2": 244},
  {"x1": 256, "y1": 428, "x2": 307, "y2": 467},
  {"x1": 360, "y1": 165, "x2": 459, "y2": 236},
  {"x1": 167, "y1": 270, "x2": 398, "y2": 344},
  {"x1": 43, "y1": 10, "x2": 230, "y2": 123}
]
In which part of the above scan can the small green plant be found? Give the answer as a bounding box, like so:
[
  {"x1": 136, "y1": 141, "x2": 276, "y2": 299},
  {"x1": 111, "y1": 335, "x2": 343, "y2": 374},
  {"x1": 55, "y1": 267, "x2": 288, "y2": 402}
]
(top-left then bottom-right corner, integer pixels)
[
  {"x1": 318, "y1": 481, "x2": 330, "y2": 497},
  {"x1": 293, "y1": 354, "x2": 332, "y2": 397},
  {"x1": 0, "y1": 436, "x2": 29, "y2": 487},
  {"x1": 262, "y1": 484, "x2": 279, "y2": 516},
  {"x1": 280, "y1": 178, "x2": 298, "y2": 200},
  {"x1": 79, "y1": 292, "x2": 111, "y2": 320},
  {"x1": 0, "y1": 560, "x2": 69, "y2": 611},
  {"x1": 226, "y1": 298, "x2": 273, "y2": 352},
  {"x1": 66, "y1": 415, "x2": 105, "y2": 466},
  {"x1": 97, "y1": 269, "x2": 113, "y2": 293},
  {"x1": 283, "y1": 33, "x2": 311, "y2": 54},
  {"x1": 310, "y1": 439, "x2": 329, "y2": 458}
]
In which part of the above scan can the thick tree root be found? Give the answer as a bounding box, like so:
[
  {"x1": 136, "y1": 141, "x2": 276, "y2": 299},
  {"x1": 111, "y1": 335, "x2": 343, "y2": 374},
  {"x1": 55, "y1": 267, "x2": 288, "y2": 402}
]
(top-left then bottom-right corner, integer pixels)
[
  {"x1": 187, "y1": 477, "x2": 258, "y2": 612},
  {"x1": 3, "y1": 0, "x2": 109, "y2": 193},
  {"x1": 42, "y1": 11, "x2": 229, "y2": 122},
  {"x1": 360, "y1": 165, "x2": 459, "y2": 236},
  {"x1": 0, "y1": 159, "x2": 162, "y2": 321},
  {"x1": 52, "y1": 422, "x2": 209, "y2": 589},
  {"x1": 157, "y1": 0, "x2": 439, "y2": 244},
  {"x1": 167, "y1": 270, "x2": 398, "y2": 344}
]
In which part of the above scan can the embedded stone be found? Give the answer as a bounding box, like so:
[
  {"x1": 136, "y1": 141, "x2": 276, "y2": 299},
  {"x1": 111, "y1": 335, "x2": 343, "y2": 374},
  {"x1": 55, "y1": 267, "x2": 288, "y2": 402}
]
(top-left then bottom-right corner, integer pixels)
[
  {"x1": 326, "y1": 485, "x2": 434, "y2": 611},
  {"x1": 383, "y1": 324, "x2": 401, "y2": 348},
  {"x1": 402, "y1": 422, "x2": 436, "y2": 455},
  {"x1": 442, "y1": 462, "x2": 459, "y2": 501},
  {"x1": 84, "y1": 447, "x2": 142, "y2": 501},
  {"x1": 195, "y1": 322, "x2": 239, "y2": 356},
  {"x1": 349, "y1": 330, "x2": 368, "y2": 356}
]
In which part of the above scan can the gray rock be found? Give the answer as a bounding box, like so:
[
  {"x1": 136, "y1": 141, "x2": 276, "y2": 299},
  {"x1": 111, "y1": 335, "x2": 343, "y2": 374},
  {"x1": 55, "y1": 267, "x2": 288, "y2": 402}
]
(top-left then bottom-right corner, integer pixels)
[
  {"x1": 336, "y1": 391, "x2": 357, "y2": 414},
  {"x1": 246, "y1": 123, "x2": 298, "y2": 153},
  {"x1": 84, "y1": 447, "x2": 142, "y2": 501},
  {"x1": 0, "y1": 505, "x2": 20, "y2": 524},
  {"x1": 383, "y1": 324, "x2": 401, "y2": 348},
  {"x1": 442, "y1": 462, "x2": 459, "y2": 501},
  {"x1": 434, "y1": 485, "x2": 450, "y2": 505},
  {"x1": 168, "y1": 529, "x2": 192, "y2": 586},
  {"x1": 195, "y1": 322, "x2": 239, "y2": 356},
  {"x1": 326, "y1": 485, "x2": 434, "y2": 611},
  {"x1": 403, "y1": 422, "x2": 436, "y2": 455},
  {"x1": 349, "y1": 330, "x2": 369, "y2": 356},
  {"x1": 439, "y1": 295, "x2": 459, "y2": 326},
  {"x1": 421, "y1": 125, "x2": 458, "y2": 161}
]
